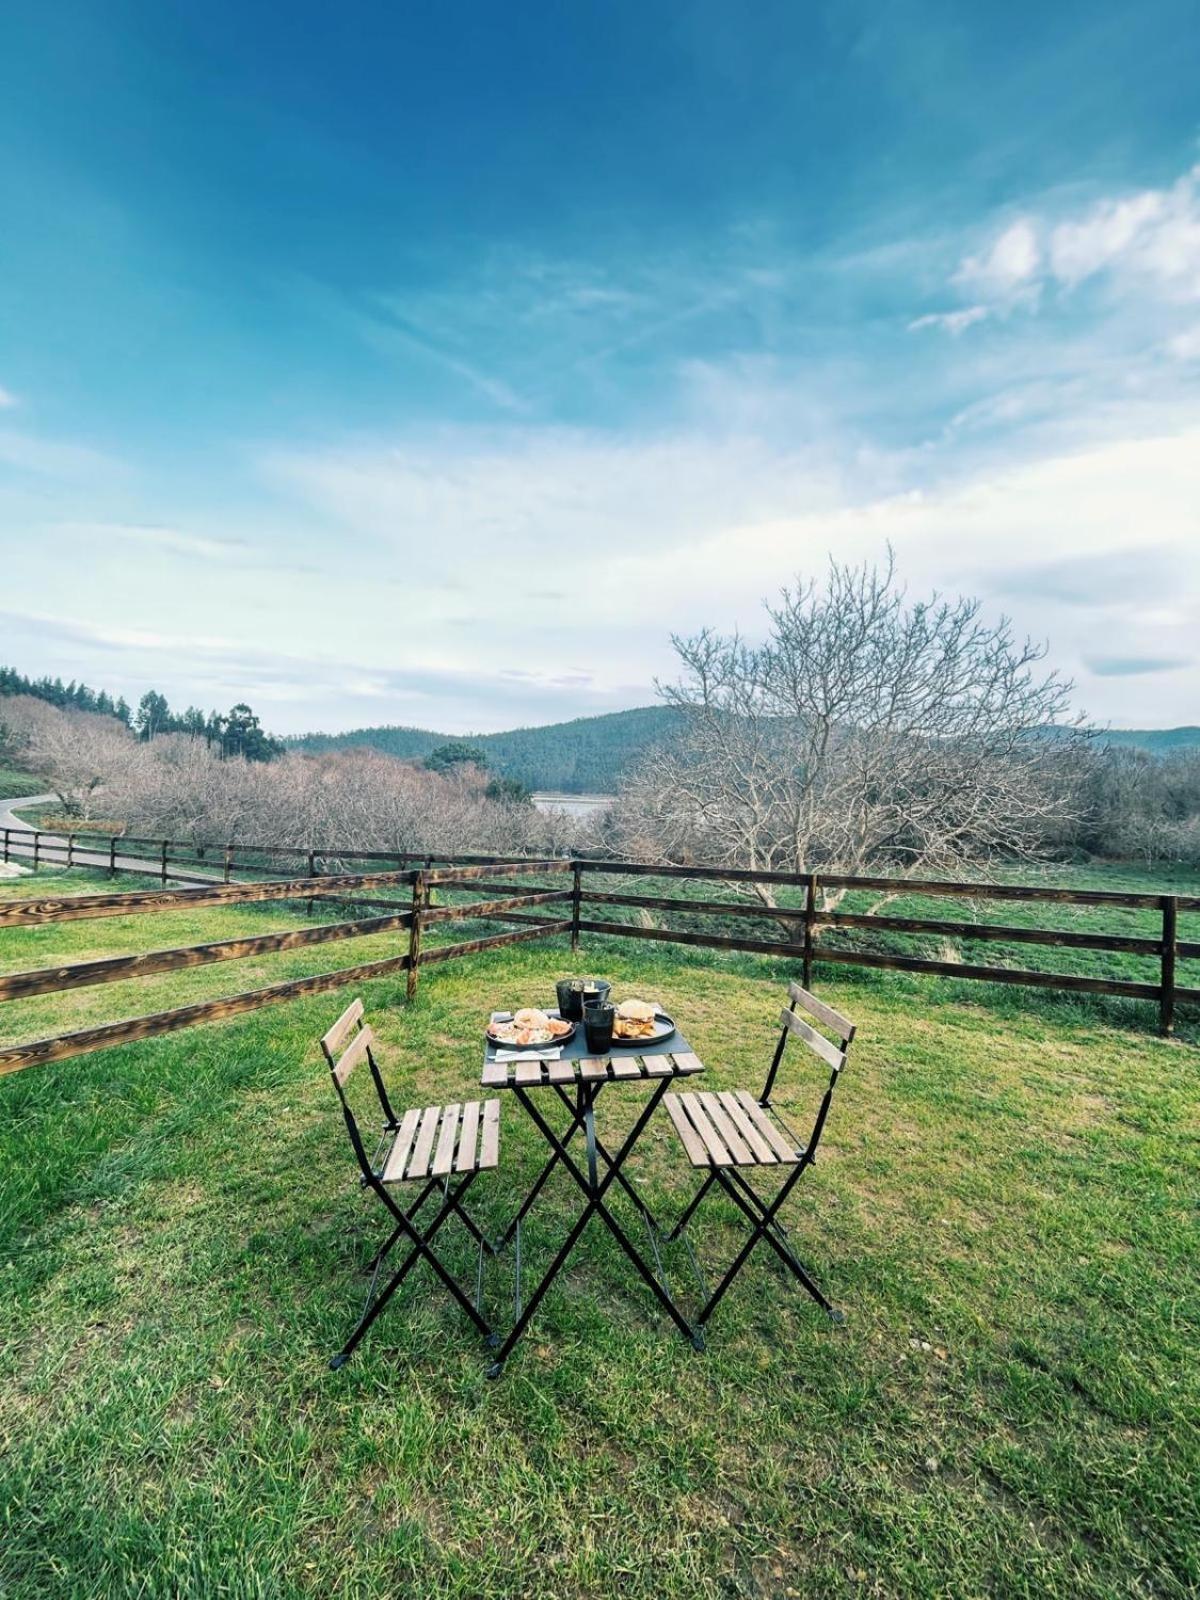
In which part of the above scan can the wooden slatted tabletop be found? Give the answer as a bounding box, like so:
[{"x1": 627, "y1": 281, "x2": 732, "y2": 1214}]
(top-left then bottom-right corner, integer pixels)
[{"x1": 481, "y1": 1009, "x2": 704, "y2": 1089}]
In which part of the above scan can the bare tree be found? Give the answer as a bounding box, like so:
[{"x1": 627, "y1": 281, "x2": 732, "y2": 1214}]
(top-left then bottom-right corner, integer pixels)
[
  {"x1": 19, "y1": 705, "x2": 136, "y2": 820},
  {"x1": 611, "y1": 553, "x2": 1089, "y2": 900},
  {"x1": 99, "y1": 737, "x2": 584, "y2": 860}
]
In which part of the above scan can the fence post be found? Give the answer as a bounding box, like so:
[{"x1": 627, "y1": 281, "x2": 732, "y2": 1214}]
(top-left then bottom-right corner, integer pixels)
[
  {"x1": 407, "y1": 872, "x2": 425, "y2": 1001},
  {"x1": 160, "y1": 839, "x2": 169, "y2": 886},
  {"x1": 306, "y1": 850, "x2": 316, "y2": 919},
  {"x1": 66, "y1": 833, "x2": 74, "y2": 870},
  {"x1": 32, "y1": 830, "x2": 40, "y2": 871},
  {"x1": 2, "y1": 827, "x2": 8, "y2": 864},
  {"x1": 802, "y1": 874, "x2": 818, "y2": 991},
  {"x1": 224, "y1": 843, "x2": 233, "y2": 884},
  {"x1": 109, "y1": 835, "x2": 118, "y2": 878},
  {"x1": 570, "y1": 863, "x2": 582, "y2": 954},
  {"x1": 1160, "y1": 896, "x2": 1177, "y2": 1038}
]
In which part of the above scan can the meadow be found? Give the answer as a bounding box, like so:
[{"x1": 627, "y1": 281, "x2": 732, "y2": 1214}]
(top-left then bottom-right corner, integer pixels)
[{"x1": 0, "y1": 866, "x2": 1197, "y2": 1598}]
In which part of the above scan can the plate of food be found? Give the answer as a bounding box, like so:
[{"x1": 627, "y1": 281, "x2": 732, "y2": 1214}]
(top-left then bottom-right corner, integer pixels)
[
  {"x1": 611, "y1": 998, "x2": 676, "y2": 1046},
  {"x1": 486, "y1": 1007, "x2": 576, "y2": 1050}
]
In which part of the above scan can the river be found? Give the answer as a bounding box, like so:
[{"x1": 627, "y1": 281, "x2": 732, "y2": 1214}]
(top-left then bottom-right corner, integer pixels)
[{"x1": 531, "y1": 792, "x2": 615, "y2": 818}]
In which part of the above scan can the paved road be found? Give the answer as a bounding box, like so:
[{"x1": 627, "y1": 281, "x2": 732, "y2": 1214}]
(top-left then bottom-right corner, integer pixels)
[{"x1": 0, "y1": 794, "x2": 217, "y2": 884}]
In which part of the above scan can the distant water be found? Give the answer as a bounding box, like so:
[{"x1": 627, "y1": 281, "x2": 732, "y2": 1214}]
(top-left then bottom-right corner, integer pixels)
[{"x1": 531, "y1": 792, "x2": 615, "y2": 818}]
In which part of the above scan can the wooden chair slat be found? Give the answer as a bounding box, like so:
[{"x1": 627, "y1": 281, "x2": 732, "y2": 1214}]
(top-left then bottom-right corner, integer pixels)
[
  {"x1": 381, "y1": 1107, "x2": 422, "y2": 1183},
  {"x1": 514, "y1": 1058, "x2": 545, "y2": 1086},
  {"x1": 406, "y1": 1105, "x2": 442, "y2": 1180},
  {"x1": 778, "y1": 1008, "x2": 845, "y2": 1073},
  {"x1": 455, "y1": 1099, "x2": 481, "y2": 1172},
  {"x1": 643, "y1": 1056, "x2": 674, "y2": 1077},
  {"x1": 698, "y1": 1092, "x2": 754, "y2": 1165},
  {"x1": 664, "y1": 1093, "x2": 711, "y2": 1167},
  {"x1": 787, "y1": 982, "x2": 855, "y2": 1043},
  {"x1": 715, "y1": 1090, "x2": 779, "y2": 1163},
  {"x1": 546, "y1": 1059, "x2": 577, "y2": 1084},
  {"x1": 678, "y1": 1091, "x2": 732, "y2": 1166},
  {"x1": 331, "y1": 1024, "x2": 375, "y2": 1087},
  {"x1": 610, "y1": 1055, "x2": 642, "y2": 1079},
  {"x1": 479, "y1": 1098, "x2": 501, "y2": 1169},
  {"x1": 579, "y1": 1057, "x2": 607, "y2": 1081},
  {"x1": 321, "y1": 997, "x2": 364, "y2": 1060},
  {"x1": 481, "y1": 1060, "x2": 509, "y2": 1087},
  {"x1": 734, "y1": 1090, "x2": 799, "y2": 1163},
  {"x1": 431, "y1": 1103, "x2": 461, "y2": 1178},
  {"x1": 670, "y1": 1051, "x2": 704, "y2": 1075}
]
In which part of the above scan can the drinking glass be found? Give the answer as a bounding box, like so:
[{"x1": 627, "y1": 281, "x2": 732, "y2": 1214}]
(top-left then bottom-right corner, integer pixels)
[{"x1": 583, "y1": 1000, "x2": 615, "y2": 1054}]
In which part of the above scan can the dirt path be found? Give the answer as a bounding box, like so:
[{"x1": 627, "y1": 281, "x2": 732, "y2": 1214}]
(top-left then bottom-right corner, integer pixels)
[{"x1": 0, "y1": 794, "x2": 217, "y2": 884}]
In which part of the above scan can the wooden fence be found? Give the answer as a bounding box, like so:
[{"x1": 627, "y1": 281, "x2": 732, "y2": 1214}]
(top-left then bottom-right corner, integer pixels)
[
  {"x1": 0, "y1": 860, "x2": 574, "y2": 1076},
  {"x1": 0, "y1": 844, "x2": 1196, "y2": 1077},
  {"x1": 0, "y1": 824, "x2": 536, "y2": 886}
]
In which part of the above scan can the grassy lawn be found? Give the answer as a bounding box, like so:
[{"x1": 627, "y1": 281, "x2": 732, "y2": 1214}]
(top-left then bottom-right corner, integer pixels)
[
  {"x1": 0, "y1": 766, "x2": 39, "y2": 802},
  {"x1": 0, "y1": 871, "x2": 1197, "y2": 1598}
]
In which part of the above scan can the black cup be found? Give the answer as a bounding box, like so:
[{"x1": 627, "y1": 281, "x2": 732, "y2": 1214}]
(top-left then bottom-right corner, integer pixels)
[
  {"x1": 583, "y1": 1000, "x2": 615, "y2": 1054},
  {"x1": 557, "y1": 977, "x2": 611, "y2": 1020}
]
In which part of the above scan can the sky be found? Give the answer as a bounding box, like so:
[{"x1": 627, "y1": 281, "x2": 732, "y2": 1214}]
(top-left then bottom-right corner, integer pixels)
[{"x1": 1, "y1": 0, "x2": 1198, "y2": 735}]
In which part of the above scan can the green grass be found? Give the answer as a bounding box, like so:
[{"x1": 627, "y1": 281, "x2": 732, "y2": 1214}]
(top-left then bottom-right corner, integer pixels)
[
  {"x1": 580, "y1": 859, "x2": 1200, "y2": 1004},
  {"x1": 0, "y1": 871, "x2": 1198, "y2": 1598},
  {"x1": 0, "y1": 765, "x2": 38, "y2": 802}
]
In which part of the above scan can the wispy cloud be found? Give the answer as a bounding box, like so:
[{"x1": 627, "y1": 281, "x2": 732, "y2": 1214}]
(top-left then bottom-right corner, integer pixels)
[
  {"x1": 1084, "y1": 654, "x2": 1193, "y2": 677},
  {"x1": 0, "y1": 385, "x2": 18, "y2": 409},
  {"x1": 954, "y1": 218, "x2": 1042, "y2": 302},
  {"x1": 360, "y1": 305, "x2": 530, "y2": 414},
  {"x1": 908, "y1": 306, "x2": 989, "y2": 335},
  {"x1": 1167, "y1": 322, "x2": 1200, "y2": 361},
  {"x1": 988, "y1": 548, "x2": 1179, "y2": 607},
  {"x1": 59, "y1": 522, "x2": 248, "y2": 560},
  {"x1": 0, "y1": 428, "x2": 124, "y2": 479},
  {"x1": 920, "y1": 161, "x2": 1200, "y2": 337}
]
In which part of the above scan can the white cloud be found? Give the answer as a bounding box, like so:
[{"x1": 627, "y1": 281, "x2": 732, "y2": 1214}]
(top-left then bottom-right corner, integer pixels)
[
  {"x1": 0, "y1": 385, "x2": 18, "y2": 409},
  {"x1": 58, "y1": 521, "x2": 247, "y2": 560},
  {"x1": 0, "y1": 428, "x2": 123, "y2": 479},
  {"x1": 955, "y1": 219, "x2": 1041, "y2": 299},
  {"x1": 939, "y1": 161, "x2": 1200, "y2": 329},
  {"x1": 591, "y1": 426, "x2": 1200, "y2": 722},
  {"x1": 908, "y1": 306, "x2": 989, "y2": 335},
  {"x1": 1049, "y1": 166, "x2": 1200, "y2": 300},
  {"x1": 1049, "y1": 190, "x2": 1167, "y2": 287},
  {"x1": 1167, "y1": 322, "x2": 1200, "y2": 360}
]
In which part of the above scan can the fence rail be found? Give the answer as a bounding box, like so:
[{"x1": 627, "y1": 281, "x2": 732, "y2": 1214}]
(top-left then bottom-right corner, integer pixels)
[{"x1": 0, "y1": 837, "x2": 1196, "y2": 1076}]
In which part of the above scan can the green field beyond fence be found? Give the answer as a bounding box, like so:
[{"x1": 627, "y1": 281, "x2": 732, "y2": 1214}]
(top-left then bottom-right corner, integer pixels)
[{"x1": 1, "y1": 836, "x2": 1198, "y2": 1073}]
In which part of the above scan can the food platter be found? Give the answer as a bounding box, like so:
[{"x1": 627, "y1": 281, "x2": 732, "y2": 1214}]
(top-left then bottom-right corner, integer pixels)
[
  {"x1": 610, "y1": 1010, "x2": 676, "y2": 1048},
  {"x1": 486, "y1": 1009, "x2": 576, "y2": 1050}
]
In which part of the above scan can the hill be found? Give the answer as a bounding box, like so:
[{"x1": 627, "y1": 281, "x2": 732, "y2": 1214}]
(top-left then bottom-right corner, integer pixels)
[
  {"x1": 288, "y1": 711, "x2": 1200, "y2": 790},
  {"x1": 1096, "y1": 727, "x2": 1200, "y2": 754},
  {"x1": 287, "y1": 705, "x2": 686, "y2": 792}
]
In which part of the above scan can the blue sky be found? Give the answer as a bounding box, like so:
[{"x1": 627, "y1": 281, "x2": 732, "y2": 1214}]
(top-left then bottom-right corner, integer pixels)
[{"x1": 1, "y1": 0, "x2": 1198, "y2": 733}]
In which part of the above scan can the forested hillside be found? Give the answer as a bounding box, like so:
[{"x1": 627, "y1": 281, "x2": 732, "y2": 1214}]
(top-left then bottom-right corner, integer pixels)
[
  {"x1": 287, "y1": 705, "x2": 686, "y2": 791},
  {"x1": 1098, "y1": 727, "x2": 1200, "y2": 753}
]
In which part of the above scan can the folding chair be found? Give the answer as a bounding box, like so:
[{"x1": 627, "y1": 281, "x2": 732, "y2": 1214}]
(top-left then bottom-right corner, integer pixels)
[
  {"x1": 660, "y1": 982, "x2": 855, "y2": 1334},
  {"x1": 320, "y1": 998, "x2": 502, "y2": 1368}
]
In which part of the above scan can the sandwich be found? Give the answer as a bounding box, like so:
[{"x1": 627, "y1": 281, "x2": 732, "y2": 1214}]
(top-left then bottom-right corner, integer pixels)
[{"x1": 613, "y1": 998, "x2": 658, "y2": 1039}]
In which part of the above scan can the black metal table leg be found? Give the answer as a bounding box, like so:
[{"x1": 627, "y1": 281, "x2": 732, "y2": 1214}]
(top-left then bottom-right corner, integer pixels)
[{"x1": 486, "y1": 1079, "x2": 701, "y2": 1376}]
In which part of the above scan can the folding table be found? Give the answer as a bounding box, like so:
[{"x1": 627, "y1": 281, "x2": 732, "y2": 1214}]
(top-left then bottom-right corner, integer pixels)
[{"x1": 480, "y1": 1015, "x2": 708, "y2": 1376}]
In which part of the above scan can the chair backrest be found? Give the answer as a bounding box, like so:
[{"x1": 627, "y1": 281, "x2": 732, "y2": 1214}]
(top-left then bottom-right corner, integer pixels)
[
  {"x1": 760, "y1": 982, "x2": 856, "y2": 1160},
  {"x1": 320, "y1": 998, "x2": 398, "y2": 1181}
]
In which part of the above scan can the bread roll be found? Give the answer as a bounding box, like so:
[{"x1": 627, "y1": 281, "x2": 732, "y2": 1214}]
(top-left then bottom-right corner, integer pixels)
[
  {"x1": 513, "y1": 1007, "x2": 550, "y2": 1028},
  {"x1": 616, "y1": 999, "x2": 656, "y2": 1022}
]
